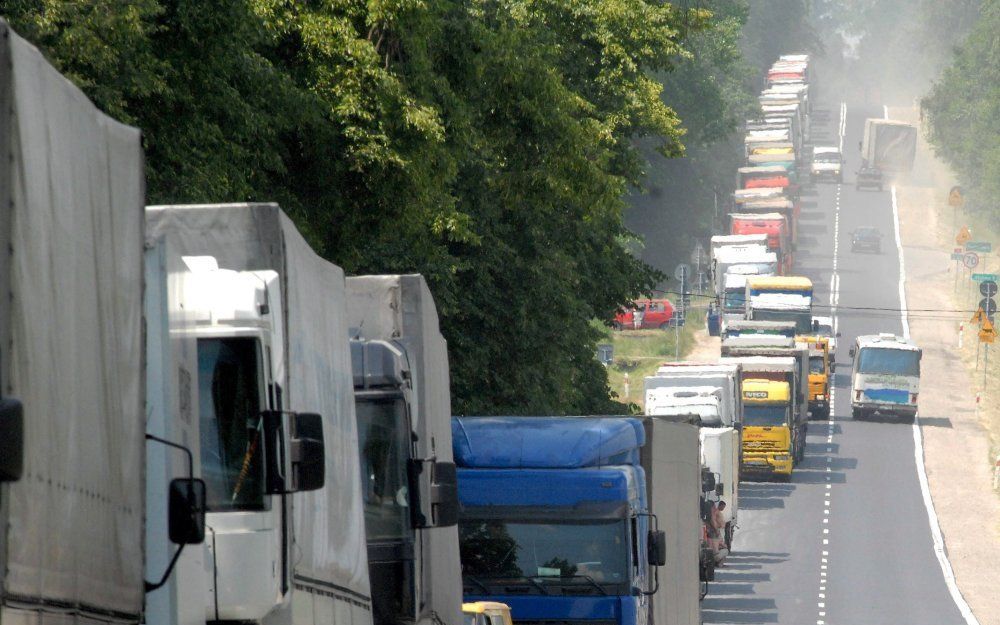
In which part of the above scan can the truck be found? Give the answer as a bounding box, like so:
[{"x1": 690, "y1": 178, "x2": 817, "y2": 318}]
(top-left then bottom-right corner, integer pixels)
[
  {"x1": 0, "y1": 22, "x2": 203, "y2": 625},
  {"x1": 737, "y1": 379, "x2": 796, "y2": 480},
  {"x1": 146, "y1": 203, "x2": 374, "y2": 625},
  {"x1": 798, "y1": 335, "x2": 833, "y2": 419},
  {"x1": 722, "y1": 341, "x2": 811, "y2": 472},
  {"x1": 810, "y1": 146, "x2": 844, "y2": 183},
  {"x1": 729, "y1": 213, "x2": 790, "y2": 272},
  {"x1": 453, "y1": 417, "x2": 672, "y2": 625},
  {"x1": 740, "y1": 199, "x2": 798, "y2": 248},
  {"x1": 346, "y1": 275, "x2": 462, "y2": 625},
  {"x1": 745, "y1": 276, "x2": 814, "y2": 334},
  {"x1": 861, "y1": 119, "x2": 917, "y2": 173},
  {"x1": 849, "y1": 334, "x2": 922, "y2": 420},
  {"x1": 643, "y1": 391, "x2": 739, "y2": 549}
]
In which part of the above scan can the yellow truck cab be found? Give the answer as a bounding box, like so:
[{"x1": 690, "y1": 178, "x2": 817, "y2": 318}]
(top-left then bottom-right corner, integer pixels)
[
  {"x1": 463, "y1": 603, "x2": 514, "y2": 625},
  {"x1": 798, "y1": 335, "x2": 831, "y2": 419},
  {"x1": 740, "y1": 379, "x2": 794, "y2": 479}
]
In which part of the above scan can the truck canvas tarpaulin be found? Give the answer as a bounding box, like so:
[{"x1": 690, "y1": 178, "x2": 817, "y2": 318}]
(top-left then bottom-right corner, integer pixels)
[
  {"x1": 0, "y1": 20, "x2": 146, "y2": 625},
  {"x1": 145, "y1": 204, "x2": 372, "y2": 620},
  {"x1": 862, "y1": 119, "x2": 917, "y2": 173}
]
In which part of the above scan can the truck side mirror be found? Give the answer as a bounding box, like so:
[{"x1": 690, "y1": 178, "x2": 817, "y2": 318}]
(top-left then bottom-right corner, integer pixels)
[
  {"x1": 292, "y1": 412, "x2": 325, "y2": 492},
  {"x1": 168, "y1": 478, "x2": 206, "y2": 544},
  {"x1": 648, "y1": 529, "x2": 667, "y2": 566},
  {"x1": 701, "y1": 470, "x2": 716, "y2": 493},
  {"x1": 715, "y1": 483, "x2": 725, "y2": 497},
  {"x1": 0, "y1": 397, "x2": 24, "y2": 482},
  {"x1": 812, "y1": 319, "x2": 820, "y2": 331},
  {"x1": 263, "y1": 410, "x2": 326, "y2": 494},
  {"x1": 849, "y1": 347, "x2": 856, "y2": 358},
  {"x1": 410, "y1": 459, "x2": 460, "y2": 528}
]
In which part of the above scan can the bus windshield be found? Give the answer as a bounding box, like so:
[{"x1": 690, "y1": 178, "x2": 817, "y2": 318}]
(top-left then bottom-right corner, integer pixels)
[
  {"x1": 744, "y1": 405, "x2": 788, "y2": 427},
  {"x1": 857, "y1": 348, "x2": 920, "y2": 377}
]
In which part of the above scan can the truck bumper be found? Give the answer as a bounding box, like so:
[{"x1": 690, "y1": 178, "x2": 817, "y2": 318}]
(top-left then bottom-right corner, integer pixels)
[
  {"x1": 852, "y1": 402, "x2": 917, "y2": 418},
  {"x1": 741, "y1": 452, "x2": 793, "y2": 477},
  {"x1": 808, "y1": 399, "x2": 829, "y2": 418}
]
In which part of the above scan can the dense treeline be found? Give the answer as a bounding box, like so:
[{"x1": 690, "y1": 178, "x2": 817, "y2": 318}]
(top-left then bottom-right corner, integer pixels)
[
  {"x1": 922, "y1": 2, "x2": 1000, "y2": 214},
  {"x1": 2, "y1": 1, "x2": 811, "y2": 414}
]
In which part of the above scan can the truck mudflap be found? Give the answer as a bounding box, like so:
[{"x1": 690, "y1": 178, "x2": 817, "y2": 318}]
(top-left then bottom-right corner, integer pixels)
[{"x1": 741, "y1": 452, "x2": 793, "y2": 480}]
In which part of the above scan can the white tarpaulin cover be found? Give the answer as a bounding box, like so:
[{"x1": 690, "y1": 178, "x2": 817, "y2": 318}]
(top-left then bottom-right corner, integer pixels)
[
  {"x1": 346, "y1": 275, "x2": 462, "y2": 625},
  {"x1": 0, "y1": 21, "x2": 145, "y2": 624},
  {"x1": 145, "y1": 204, "x2": 371, "y2": 607}
]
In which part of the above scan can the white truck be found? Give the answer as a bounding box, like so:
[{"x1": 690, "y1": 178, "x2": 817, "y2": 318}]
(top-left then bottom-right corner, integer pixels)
[
  {"x1": 0, "y1": 21, "x2": 202, "y2": 625},
  {"x1": 810, "y1": 146, "x2": 844, "y2": 183},
  {"x1": 145, "y1": 203, "x2": 374, "y2": 625},
  {"x1": 849, "y1": 333, "x2": 922, "y2": 420},
  {"x1": 861, "y1": 119, "x2": 917, "y2": 173},
  {"x1": 346, "y1": 275, "x2": 462, "y2": 625}
]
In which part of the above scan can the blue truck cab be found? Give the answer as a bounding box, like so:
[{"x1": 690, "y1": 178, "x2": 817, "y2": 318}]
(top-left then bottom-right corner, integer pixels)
[{"x1": 452, "y1": 417, "x2": 665, "y2": 625}]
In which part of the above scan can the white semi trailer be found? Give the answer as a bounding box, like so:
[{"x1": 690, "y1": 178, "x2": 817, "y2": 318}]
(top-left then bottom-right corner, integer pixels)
[{"x1": 346, "y1": 275, "x2": 462, "y2": 625}]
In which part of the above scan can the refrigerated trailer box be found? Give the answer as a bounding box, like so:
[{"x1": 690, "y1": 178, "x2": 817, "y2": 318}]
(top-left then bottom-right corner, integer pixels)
[{"x1": 861, "y1": 119, "x2": 917, "y2": 173}]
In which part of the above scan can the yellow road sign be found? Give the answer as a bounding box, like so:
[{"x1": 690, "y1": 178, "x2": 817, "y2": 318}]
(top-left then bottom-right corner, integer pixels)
[
  {"x1": 971, "y1": 307, "x2": 986, "y2": 324},
  {"x1": 980, "y1": 317, "x2": 996, "y2": 343},
  {"x1": 957, "y1": 226, "x2": 972, "y2": 245},
  {"x1": 949, "y1": 187, "x2": 965, "y2": 208}
]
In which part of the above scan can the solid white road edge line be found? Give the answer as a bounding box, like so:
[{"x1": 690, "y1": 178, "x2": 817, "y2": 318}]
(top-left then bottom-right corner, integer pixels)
[{"x1": 892, "y1": 182, "x2": 982, "y2": 625}]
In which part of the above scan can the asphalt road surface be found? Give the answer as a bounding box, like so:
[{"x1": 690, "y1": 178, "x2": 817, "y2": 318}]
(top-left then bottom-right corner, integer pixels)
[{"x1": 701, "y1": 99, "x2": 971, "y2": 625}]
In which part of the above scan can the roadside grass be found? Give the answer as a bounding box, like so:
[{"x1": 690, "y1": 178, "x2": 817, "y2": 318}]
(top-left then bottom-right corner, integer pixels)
[{"x1": 597, "y1": 306, "x2": 704, "y2": 412}]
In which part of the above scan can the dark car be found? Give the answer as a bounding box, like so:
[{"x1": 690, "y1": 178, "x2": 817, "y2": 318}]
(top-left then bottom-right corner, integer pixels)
[
  {"x1": 851, "y1": 227, "x2": 882, "y2": 253},
  {"x1": 856, "y1": 164, "x2": 883, "y2": 191}
]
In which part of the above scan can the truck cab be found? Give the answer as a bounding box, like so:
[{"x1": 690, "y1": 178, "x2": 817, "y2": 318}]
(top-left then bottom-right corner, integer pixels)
[
  {"x1": 849, "y1": 334, "x2": 922, "y2": 420},
  {"x1": 745, "y1": 276, "x2": 814, "y2": 334},
  {"x1": 798, "y1": 336, "x2": 832, "y2": 419},
  {"x1": 739, "y1": 380, "x2": 794, "y2": 479},
  {"x1": 810, "y1": 146, "x2": 843, "y2": 183},
  {"x1": 454, "y1": 417, "x2": 664, "y2": 625}
]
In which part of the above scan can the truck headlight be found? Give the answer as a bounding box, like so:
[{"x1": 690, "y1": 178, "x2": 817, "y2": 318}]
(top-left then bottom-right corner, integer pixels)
[
  {"x1": 773, "y1": 454, "x2": 791, "y2": 462},
  {"x1": 815, "y1": 394, "x2": 824, "y2": 401}
]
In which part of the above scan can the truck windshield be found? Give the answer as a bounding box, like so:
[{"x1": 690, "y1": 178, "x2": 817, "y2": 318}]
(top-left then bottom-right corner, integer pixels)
[
  {"x1": 459, "y1": 519, "x2": 629, "y2": 594},
  {"x1": 809, "y1": 355, "x2": 825, "y2": 374},
  {"x1": 744, "y1": 405, "x2": 788, "y2": 427},
  {"x1": 858, "y1": 348, "x2": 920, "y2": 376},
  {"x1": 356, "y1": 397, "x2": 411, "y2": 541},
  {"x1": 724, "y1": 290, "x2": 746, "y2": 313},
  {"x1": 198, "y1": 337, "x2": 266, "y2": 512},
  {"x1": 814, "y1": 153, "x2": 841, "y2": 162}
]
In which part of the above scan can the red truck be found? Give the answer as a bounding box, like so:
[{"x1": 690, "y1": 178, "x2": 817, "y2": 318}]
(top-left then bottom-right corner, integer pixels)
[
  {"x1": 614, "y1": 299, "x2": 677, "y2": 330},
  {"x1": 729, "y1": 212, "x2": 791, "y2": 274}
]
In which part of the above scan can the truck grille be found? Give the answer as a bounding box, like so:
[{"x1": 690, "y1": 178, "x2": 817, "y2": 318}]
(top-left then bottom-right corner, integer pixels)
[{"x1": 744, "y1": 440, "x2": 784, "y2": 451}]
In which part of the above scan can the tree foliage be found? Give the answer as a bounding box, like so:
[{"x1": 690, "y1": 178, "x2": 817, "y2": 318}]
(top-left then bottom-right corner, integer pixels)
[
  {"x1": 922, "y1": 0, "x2": 1000, "y2": 216},
  {"x1": 2, "y1": 0, "x2": 814, "y2": 415}
]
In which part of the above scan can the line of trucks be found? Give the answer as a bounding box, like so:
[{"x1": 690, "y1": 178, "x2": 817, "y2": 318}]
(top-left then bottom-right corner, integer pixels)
[{"x1": 0, "y1": 26, "x2": 926, "y2": 625}]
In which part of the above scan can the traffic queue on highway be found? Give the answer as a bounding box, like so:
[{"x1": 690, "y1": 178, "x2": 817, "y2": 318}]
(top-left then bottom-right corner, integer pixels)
[{"x1": 0, "y1": 23, "x2": 929, "y2": 625}]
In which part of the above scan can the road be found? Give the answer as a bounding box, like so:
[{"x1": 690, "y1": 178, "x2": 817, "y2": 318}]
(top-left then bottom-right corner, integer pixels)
[{"x1": 701, "y1": 99, "x2": 972, "y2": 625}]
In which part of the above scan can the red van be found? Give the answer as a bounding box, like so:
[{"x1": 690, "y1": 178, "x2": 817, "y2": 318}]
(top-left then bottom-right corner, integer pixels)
[{"x1": 614, "y1": 299, "x2": 676, "y2": 330}]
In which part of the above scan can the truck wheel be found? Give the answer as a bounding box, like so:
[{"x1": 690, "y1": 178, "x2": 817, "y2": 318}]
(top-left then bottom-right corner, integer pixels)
[
  {"x1": 659, "y1": 322, "x2": 670, "y2": 330},
  {"x1": 852, "y1": 407, "x2": 862, "y2": 419}
]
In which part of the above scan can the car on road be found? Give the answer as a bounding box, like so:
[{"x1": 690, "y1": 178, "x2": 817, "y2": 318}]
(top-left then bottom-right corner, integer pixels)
[
  {"x1": 851, "y1": 227, "x2": 883, "y2": 253},
  {"x1": 856, "y1": 163, "x2": 884, "y2": 191},
  {"x1": 810, "y1": 146, "x2": 843, "y2": 183}
]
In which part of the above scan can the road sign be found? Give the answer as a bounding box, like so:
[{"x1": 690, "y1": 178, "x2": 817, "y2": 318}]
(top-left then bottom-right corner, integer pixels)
[
  {"x1": 674, "y1": 263, "x2": 691, "y2": 281},
  {"x1": 983, "y1": 280, "x2": 1000, "y2": 297},
  {"x1": 972, "y1": 307, "x2": 985, "y2": 324},
  {"x1": 949, "y1": 186, "x2": 965, "y2": 208},
  {"x1": 964, "y1": 252, "x2": 980, "y2": 269},
  {"x1": 981, "y1": 318, "x2": 996, "y2": 344},
  {"x1": 957, "y1": 226, "x2": 972, "y2": 245},
  {"x1": 979, "y1": 297, "x2": 998, "y2": 319},
  {"x1": 966, "y1": 241, "x2": 993, "y2": 253},
  {"x1": 951, "y1": 252, "x2": 965, "y2": 261}
]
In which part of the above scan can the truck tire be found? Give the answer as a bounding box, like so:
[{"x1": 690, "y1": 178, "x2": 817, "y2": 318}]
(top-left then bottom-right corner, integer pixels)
[
  {"x1": 852, "y1": 407, "x2": 862, "y2": 419},
  {"x1": 659, "y1": 322, "x2": 670, "y2": 330}
]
